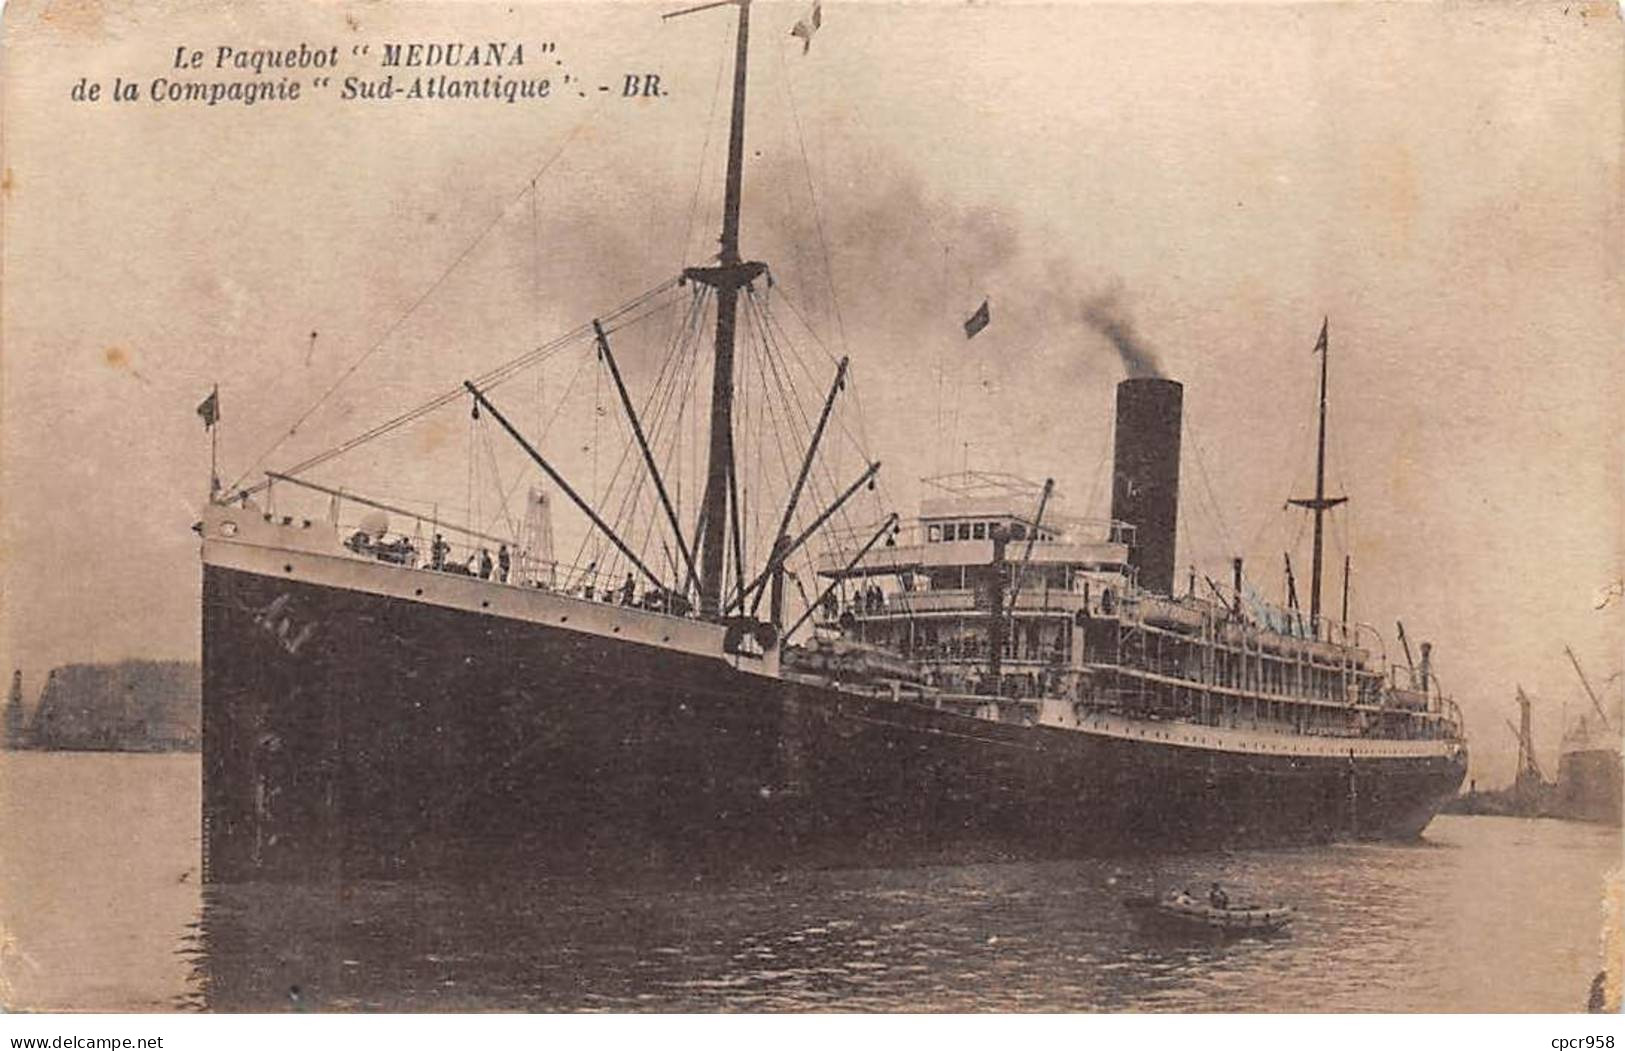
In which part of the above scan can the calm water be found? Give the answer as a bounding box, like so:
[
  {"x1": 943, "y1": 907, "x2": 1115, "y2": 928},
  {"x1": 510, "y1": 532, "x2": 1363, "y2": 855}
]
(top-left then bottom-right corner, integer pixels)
[{"x1": 1, "y1": 751, "x2": 1618, "y2": 1012}]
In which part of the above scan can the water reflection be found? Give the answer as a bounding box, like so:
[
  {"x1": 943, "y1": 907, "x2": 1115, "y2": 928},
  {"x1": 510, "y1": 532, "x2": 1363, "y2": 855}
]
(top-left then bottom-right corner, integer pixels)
[
  {"x1": 2, "y1": 755, "x2": 1614, "y2": 1012},
  {"x1": 183, "y1": 863, "x2": 1290, "y2": 1012},
  {"x1": 175, "y1": 820, "x2": 1617, "y2": 1013}
]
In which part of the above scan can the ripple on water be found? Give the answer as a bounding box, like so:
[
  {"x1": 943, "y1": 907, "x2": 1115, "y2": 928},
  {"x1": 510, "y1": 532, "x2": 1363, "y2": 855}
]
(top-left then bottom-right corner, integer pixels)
[{"x1": 2, "y1": 755, "x2": 1615, "y2": 1013}]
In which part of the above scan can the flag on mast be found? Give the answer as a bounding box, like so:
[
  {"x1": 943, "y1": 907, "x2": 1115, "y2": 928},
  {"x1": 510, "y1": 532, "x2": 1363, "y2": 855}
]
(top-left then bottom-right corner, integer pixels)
[
  {"x1": 1313, "y1": 316, "x2": 1328, "y2": 354},
  {"x1": 963, "y1": 299, "x2": 990, "y2": 340},
  {"x1": 196, "y1": 386, "x2": 220, "y2": 429},
  {"x1": 790, "y1": 1, "x2": 822, "y2": 53}
]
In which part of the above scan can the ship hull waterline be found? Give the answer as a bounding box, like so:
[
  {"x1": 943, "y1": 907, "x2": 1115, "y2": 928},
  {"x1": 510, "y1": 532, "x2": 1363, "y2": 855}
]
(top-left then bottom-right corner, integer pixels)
[{"x1": 202, "y1": 563, "x2": 1467, "y2": 883}]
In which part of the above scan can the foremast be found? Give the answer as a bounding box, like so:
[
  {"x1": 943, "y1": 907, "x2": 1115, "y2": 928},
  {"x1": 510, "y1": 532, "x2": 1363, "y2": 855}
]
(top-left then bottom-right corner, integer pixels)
[{"x1": 671, "y1": 0, "x2": 767, "y2": 618}]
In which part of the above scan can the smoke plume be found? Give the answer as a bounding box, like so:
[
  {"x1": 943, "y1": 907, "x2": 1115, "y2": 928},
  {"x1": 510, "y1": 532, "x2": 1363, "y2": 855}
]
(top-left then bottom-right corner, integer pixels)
[
  {"x1": 1081, "y1": 291, "x2": 1165, "y2": 379},
  {"x1": 749, "y1": 149, "x2": 1170, "y2": 383}
]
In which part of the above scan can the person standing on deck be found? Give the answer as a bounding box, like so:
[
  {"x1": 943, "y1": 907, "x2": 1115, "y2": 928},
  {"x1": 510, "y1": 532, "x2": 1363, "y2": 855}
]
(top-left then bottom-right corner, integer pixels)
[
  {"x1": 497, "y1": 544, "x2": 511, "y2": 583},
  {"x1": 478, "y1": 548, "x2": 493, "y2": 580}
]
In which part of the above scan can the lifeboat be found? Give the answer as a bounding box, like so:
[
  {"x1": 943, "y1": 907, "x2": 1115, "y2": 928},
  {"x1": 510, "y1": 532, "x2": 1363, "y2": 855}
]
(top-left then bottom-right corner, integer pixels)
[
  {"x1": 1123, "y1": 891, "x2": 1295, "y2": 935},
  {"x1": 782, "y1": 637, "x2": 924, "y2": 684}
]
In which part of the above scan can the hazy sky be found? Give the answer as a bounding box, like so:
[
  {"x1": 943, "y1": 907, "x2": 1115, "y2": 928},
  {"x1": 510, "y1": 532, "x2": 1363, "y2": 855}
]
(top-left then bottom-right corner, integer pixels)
[{"x1": 3, "y1": 0, "x2": 1620, "y2": 785}]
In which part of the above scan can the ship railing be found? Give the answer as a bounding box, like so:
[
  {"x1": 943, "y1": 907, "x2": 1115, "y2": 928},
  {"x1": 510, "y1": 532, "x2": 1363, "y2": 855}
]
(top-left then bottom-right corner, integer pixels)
[
  {"x1": 1197, "y1": 573, "x2": 1384, "y2": 654},
  {"x1": 266, "y1": 472, "x2": 517, "y2": 566},
  {"x1": 1205, "y1": 613, "x2": 1376, "y2": 667},
  {"x1": 821, "y1": 514, "x2": 1126, "y2": 555},
  {"x1": 473, "y1": 551, "x2": 696, "y2": 615},
  {"x1": 1350, "y1": 623, "x2": 1388, "y2": 666},
  {"x1": 916, "y1": 669, "x2": 1065, "y2": 701},
  {"x1": 333, "y1": 523, "x2": 698, "y2": 615},
  {"x1": 822, "y1": 519, "x2": 926, "y2": 547},
  {"x1": 874, "y1": 588, "x2": 974, "y2": 614},
  {"x1": 1442, "y1": 697, "x2": 1465, "y2": 738},
  {"x1": 1008, "y1": 588, "x2": 1093, "y2": 613},
  {"x1": 258, "y1": 474, "x2": 694, "y2": 614},
  {"x1": 842, "y1": 586, "x2": 1117, "y2": 620},
  {"x1": 910, "y1": 645, "x2": 1070, "y2": 665},
  {"x1": 817, "y1": 520, "x2": 932, "y2": 562},
  {"x1": 859, "y1": 588, "x2": 1097, "y2": 617},
  {"x1": 1079, "y1": 690, "x2": 1427, "y2": 740},
  {"x1": 1082, "y1": 663, "x2": 1468, "y2": 742},
  {"x1": 1384, "y1": 663, "x2": 1454, "y2": 714}
]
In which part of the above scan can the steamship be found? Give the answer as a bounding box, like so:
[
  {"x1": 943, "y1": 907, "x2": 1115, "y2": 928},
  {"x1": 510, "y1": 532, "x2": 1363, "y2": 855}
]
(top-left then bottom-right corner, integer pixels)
[
  {"x1": 197, "y1": 0, "x2": 1467, "y2": 881},
  {"x1": 1553, "y1": 647, "x2": 1621, "y2": 825},
  {"x1": 1554, "y1": 723, "x2": 1622, "y2": 825}
]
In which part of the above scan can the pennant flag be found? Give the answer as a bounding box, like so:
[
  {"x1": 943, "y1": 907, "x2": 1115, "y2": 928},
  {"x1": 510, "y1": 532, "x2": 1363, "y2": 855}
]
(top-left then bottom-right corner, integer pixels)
[
  {"x1": 963, "y1": 299, "x2": 990, "y2": 340},
  {"x1": 790, "y1": 1, "x2": 821, "y2": 54},
  {"x1": 1313, "y1": 316, "x2": 1328, "y2": 354},
  {"x1": 196, "y1": 387, "x2": 220, "y2": 430}
]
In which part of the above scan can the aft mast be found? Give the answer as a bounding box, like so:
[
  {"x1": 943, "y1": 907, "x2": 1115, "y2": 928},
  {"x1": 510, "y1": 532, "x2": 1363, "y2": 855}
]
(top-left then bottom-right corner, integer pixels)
[
  {"x1": 669, "y1": 0, "x2": 767, "y2": 617},
  {"x1": 1288, "y1": 318, "x2": 1347, "y2": 631}
]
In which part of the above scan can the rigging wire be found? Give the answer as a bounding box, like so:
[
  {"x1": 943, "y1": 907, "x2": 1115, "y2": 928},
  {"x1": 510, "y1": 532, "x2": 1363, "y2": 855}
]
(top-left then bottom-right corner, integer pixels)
[
  {"x1": 227, "y1": 93, "x2": 635, "y2": 498},
  {"x1": 627, "y1": 288, "x2": 710, "y2": 568},
  {"x1": 574, "y1": 362, "x2": 645, "y2": 587},
  {"x1": 464, "y1": 407, "x2": 478, "y2": 565},
  {"x1": 231, "y1": 279, "x2": 682, "y2": 499},
  {"x1": 1183, "y1": 405, "x2": 1241, "y2": 566},
  {"x1": 681, "y1": 43, "x2": 731, "y2": 269},
  {"x1": 485, "y1": 339, "x2": 593, "y2": 535},
  {"x1": 481, "y1": 279, "x2": 698, "y2": 591},
  {"x1": 649, "y1": 295, "x2": 709, "y2": 593},
  {"x1": 1323, "y1": 344, "x2": 1357, "y2": 601},
  {"x1": 747, "y1": 289, "x2": 884, "y2": 618},
  {"x1": 1082, "y1": 417, "x2": 1114, "y2": 521},
  {"x1": 569, "y1": 286, "x2": 709, "y2": 592},
  {"x1": 746, "y1": 310, "x2": 818, "y2": 623},
  {"x1": 772, "y1": 36, "x2": 911, "y2": 528},
  {"x1": 753, "y1": 289, "x2": 890, "y2": 537},
  {"x1": 772, "y1": 37, "x2": 850, "y2": 378},
  {"x1": 771, "y1": 34, "x2": 986, "y2": 480},
  {"x1": 225, "y1": 0, "x2": 701, "y2": 497},
  {"x1": 761, "y1": 294, "x2": 892, "y2": 539},
  {"x1": 748, "y1": 296, "x2": 852, "y2": 631},
  {"x1": 749, "y1": 290, "x2": 855, "y2": 552},
  {"x1": 636, "y1": 317, "x2": 704, "y2": 593},
  {"x1": 243, "y1": 29, "x2": 897, "y2": 620},
  {"x1": 476, "y1": 420, "x2": 522, "y2": 541}
]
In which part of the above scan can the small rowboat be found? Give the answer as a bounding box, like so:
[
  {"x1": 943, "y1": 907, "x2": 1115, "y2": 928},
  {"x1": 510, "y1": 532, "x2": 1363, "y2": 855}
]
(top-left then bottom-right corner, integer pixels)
[{"x1": 1123, "y1": 892, "x2": 1295, "y2": 935}]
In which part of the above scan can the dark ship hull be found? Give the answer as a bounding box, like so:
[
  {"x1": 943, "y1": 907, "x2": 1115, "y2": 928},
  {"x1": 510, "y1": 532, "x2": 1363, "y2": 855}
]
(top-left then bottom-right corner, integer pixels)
[{"x1": 202, "y1": 559, "x2": 1466, "y2": 883}]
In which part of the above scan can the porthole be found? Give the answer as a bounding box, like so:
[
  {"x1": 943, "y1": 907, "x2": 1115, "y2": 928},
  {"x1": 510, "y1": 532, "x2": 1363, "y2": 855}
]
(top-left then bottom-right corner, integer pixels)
[
  {"x1": 414, "y1": 588, "x2": 423, "y2": 597},
  {"x1": 283, "y1": 564, "x2": 293, "y2": 573}
]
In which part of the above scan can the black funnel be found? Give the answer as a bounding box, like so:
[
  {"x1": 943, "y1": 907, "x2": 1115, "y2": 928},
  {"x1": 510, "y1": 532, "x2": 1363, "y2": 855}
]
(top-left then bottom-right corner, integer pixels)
[{"x1": 1110, "y1": 378, "x2": 1183, "y2": 595}]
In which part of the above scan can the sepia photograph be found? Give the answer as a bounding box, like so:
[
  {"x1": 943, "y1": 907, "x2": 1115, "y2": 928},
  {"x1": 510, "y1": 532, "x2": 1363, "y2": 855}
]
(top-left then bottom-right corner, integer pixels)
[{"x1": 1, "y1": 0, "x2": 1620, "y2": 1026}]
